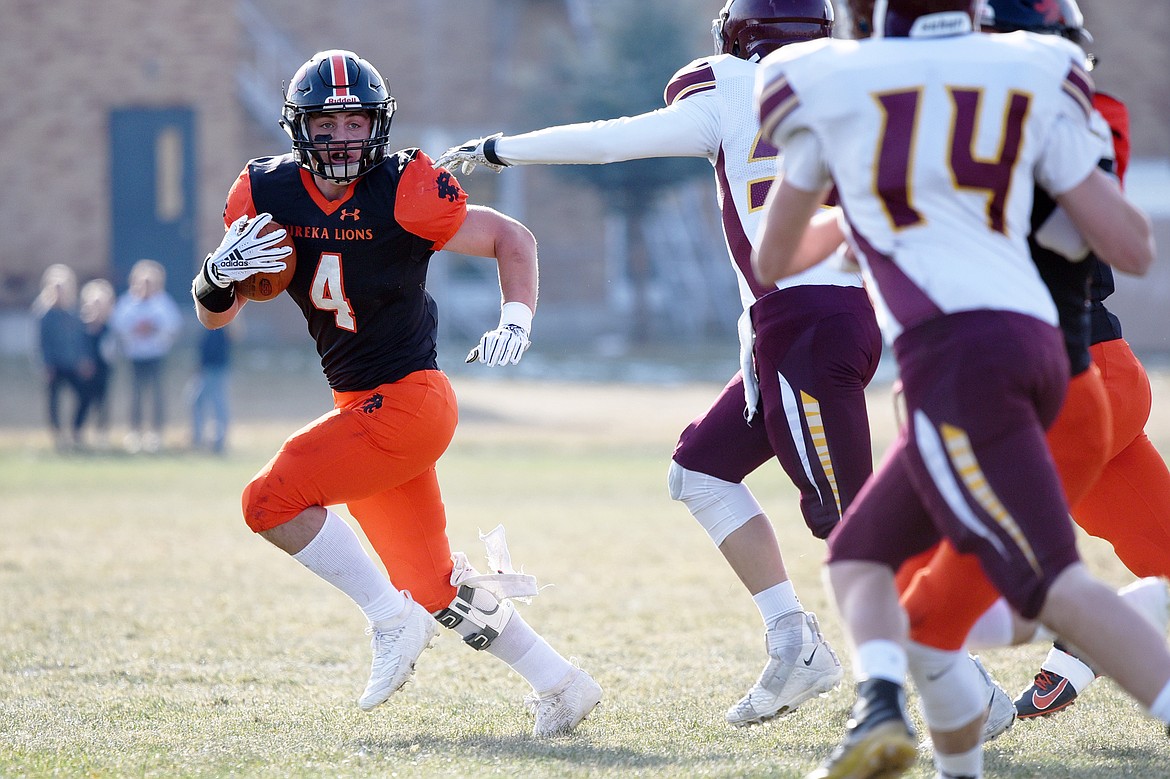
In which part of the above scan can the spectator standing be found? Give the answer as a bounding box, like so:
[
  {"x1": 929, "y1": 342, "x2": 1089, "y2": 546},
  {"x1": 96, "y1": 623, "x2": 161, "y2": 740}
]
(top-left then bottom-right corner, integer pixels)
[
  {"x1": 79, "y1": 278, "x2": 117, "y2": 450},
  {"x1": 190, "y1": 325, "x2": 232, "y2": 454},
  {"x1": 32, "y1": 264, "x2": 92, "y2": 451},
  {"x1": 111, "y1": 259, "x2": 183, "y2": 453}
]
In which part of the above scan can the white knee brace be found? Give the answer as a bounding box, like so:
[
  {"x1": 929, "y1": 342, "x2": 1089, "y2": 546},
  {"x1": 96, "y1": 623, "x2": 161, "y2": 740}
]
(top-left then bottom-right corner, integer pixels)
[
  {"x1": 667, "y1": 460, "x2": 765, "y2": 547},
  {"x1": 906, "y1": 642, "x2": 988, "y2": 731},
  {"x1": 433, "y1": 583, "x2": 516, "y2": 651},
  {"x1": 432, "y1": 537, "x2": 535, "y2": 652}
]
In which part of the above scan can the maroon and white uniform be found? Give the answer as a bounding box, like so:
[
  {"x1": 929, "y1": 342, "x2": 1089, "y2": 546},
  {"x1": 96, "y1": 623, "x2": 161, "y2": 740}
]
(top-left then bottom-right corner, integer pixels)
[
  {"x1": 757, "y1": 28, "x2": 1102, "y2": 616},
  {"x1": 493, "y1": 54, "x2": 881, "y2": 537}
]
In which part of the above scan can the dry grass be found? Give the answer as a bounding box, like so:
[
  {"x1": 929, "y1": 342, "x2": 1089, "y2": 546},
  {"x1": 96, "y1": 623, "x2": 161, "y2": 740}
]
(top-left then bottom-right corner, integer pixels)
[{"x1": 2, "y1": 351, "x2": 1169, "y2": 777}]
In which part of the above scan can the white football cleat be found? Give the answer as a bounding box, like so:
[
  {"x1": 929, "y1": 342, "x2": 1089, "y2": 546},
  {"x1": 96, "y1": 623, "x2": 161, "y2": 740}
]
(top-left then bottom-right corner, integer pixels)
[
  {"x1": 358, "y1": 598, "x2": 439, "y2": 712},
  {"x1": 525, "y1": 666, "x2": 603, "y2": 737},
  {"x1": 972, "y1": 654, "x2": 1016, "y2": 741},
  {"x1": 726, "y1": 611, "x2": 844, "y2": 727},
  {"x1": 1119, "y1": 577, "x2": 1170, "y2": 635}
]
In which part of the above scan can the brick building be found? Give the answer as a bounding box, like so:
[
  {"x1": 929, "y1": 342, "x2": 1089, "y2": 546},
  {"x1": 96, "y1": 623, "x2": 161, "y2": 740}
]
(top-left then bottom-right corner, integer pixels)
[{"x1": 2, "y1": 0, "x2": 1167, "y2": 354}]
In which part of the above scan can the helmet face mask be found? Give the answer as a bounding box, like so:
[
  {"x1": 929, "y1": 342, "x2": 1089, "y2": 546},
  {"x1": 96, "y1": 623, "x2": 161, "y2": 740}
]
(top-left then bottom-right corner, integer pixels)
[
  {"x1": 280, "y1": 50, "x2": 396, "y2": 183},
  {"x1": 712, "y1": 0, "x2": 834, "y2": 61}
]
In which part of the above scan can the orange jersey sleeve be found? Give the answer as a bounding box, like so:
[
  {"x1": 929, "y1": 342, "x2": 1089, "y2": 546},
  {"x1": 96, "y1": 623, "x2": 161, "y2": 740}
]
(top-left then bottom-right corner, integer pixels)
[
  {"x1": 222, "y1": 166, "x2": 258, "y2": 227},
  {"x1": 1093, "y1": 92, "x2": 1130, "y2": 185},
  {"x1": 394, "y1": 150, "x2": 468, "y2": 251}
]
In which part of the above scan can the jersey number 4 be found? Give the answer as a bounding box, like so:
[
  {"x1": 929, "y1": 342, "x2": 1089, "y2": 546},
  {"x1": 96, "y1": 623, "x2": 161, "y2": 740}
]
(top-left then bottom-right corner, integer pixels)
[
  {"x1": 875, "y1": 87, "x2": 1030, "y2": 234},
  {"x1": 310, "y1": 252, "x2": 356, "y2": 331}
]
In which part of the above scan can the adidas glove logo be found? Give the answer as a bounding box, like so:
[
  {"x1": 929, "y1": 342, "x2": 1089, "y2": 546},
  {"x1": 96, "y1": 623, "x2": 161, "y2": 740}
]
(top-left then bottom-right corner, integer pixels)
[{"x1": 220, "y1": 250, "x2": 249, "y2": 268}]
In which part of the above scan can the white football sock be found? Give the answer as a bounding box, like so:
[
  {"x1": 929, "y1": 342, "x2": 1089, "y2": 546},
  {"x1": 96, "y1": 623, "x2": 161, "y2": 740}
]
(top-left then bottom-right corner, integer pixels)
[
  {"x1": 1040, "y1": 645, "x2": 1096, "y2": 693},
  {"x1": 487, "y1": 610, "x2": 573, "y2": 694},
  {"x1": 754, "y1": 580, "x2": 802, "y2": 628},
  {"x1": 934, "y1": 744, "x2": 982, "y2": 779},
  {"x1": 291, "y1": 510, "x2": 406, "y2": 627}
]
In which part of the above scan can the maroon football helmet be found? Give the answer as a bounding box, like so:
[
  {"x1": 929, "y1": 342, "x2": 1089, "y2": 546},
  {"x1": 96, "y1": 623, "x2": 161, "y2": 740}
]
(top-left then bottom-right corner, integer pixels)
[
  {"x1": 849, "y1": 0, "x2": 980, "y2": 38},
  {"x1": 712, "y1": 0, "x2": 835, "y2": 61}
]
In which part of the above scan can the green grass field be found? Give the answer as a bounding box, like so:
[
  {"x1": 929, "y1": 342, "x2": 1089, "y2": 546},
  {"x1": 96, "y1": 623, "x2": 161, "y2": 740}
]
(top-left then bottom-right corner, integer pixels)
[{"x1": 2, "y1": 354, "x2": 1169, "y2": 777}]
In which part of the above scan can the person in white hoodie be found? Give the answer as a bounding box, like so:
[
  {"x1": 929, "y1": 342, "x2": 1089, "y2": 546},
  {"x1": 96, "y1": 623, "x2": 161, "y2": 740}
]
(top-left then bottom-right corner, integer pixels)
[{"x1": 111, "y1": 259, "x2": 183, "y2": 453}]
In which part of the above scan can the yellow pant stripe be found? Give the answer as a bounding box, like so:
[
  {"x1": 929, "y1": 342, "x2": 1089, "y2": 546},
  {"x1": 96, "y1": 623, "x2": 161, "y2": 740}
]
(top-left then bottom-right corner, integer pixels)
[{"x1": 941, "y1": 423, "x2": 1042, "y2": 576}]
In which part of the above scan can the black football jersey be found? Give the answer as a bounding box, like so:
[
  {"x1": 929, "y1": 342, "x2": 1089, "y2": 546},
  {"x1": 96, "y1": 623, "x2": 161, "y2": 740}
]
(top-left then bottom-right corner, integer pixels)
[
  {"x1": 1088, "y1": 260, "x2": 1123, "y2": 346},
  {"x1": 1029, "y1": 151, "x2": 1124, "y2": 377},
  {"x1": 224, "y1": 150, "x2": 467, "y2": 391},
  {"x1": 1029, "y1": 183, "x2": 1094, "y2": 376}
]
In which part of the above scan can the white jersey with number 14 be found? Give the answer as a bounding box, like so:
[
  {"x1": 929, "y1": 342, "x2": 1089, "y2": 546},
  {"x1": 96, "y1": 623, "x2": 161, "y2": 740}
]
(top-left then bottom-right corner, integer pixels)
[{"x1": 757, "y1": 31, "x2": 1104, "y2": 341}]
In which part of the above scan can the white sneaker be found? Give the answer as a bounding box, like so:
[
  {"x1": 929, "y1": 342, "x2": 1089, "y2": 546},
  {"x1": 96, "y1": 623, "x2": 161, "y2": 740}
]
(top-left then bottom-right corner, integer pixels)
[
  {"x1": 972, "y1": 655, "x2": 1016, "y2": 741},
  {"x1": 1119, "y1": 577, "x2": 1170, "y2": 635},
  {"x1": 726, "y1": 611, "x2": 844, "y2": 727},
  {"x1": 524, "y1": 666, "x2": 602, "y2": 737},
  {"x1": 358, "y1": 598, "x2": 439, "y2": 711}
]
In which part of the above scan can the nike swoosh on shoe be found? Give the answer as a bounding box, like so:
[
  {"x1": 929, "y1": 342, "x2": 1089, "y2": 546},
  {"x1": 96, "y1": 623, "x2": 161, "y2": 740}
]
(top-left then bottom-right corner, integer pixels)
[{"x1": 1032, "y1": 678, "x2": 1069, "y2": 709}]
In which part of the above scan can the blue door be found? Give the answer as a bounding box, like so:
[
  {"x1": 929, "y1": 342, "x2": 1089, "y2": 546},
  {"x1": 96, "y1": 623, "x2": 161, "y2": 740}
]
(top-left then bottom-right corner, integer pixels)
[{"x1": 110, "y1": 107, "x2": 197, "y2": 303}]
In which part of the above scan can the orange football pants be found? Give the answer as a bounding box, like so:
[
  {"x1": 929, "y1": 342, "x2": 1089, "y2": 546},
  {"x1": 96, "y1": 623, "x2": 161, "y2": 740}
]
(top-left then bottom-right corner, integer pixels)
[
  {"x1": 897, "y1": 363, "x2": 1111, "y2": 650},
  {"x1": 1073, "y1": 339, "x2": 1170, "y2": 576},
  {"x1": 241, "y1": 369, "x2": 461, "y2": 612}
]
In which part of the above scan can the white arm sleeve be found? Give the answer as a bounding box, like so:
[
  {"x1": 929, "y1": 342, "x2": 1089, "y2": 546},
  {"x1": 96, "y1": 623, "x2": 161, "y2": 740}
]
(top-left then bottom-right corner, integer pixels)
[
  {"x1": 1033, "y1": 109, "x2": 1112, "y2": 261},
  {"x1": 493, "y1": 98, "x2": 719, "y2": 166},
  {"x1": 1035, "y1": 110, "x2": 1105, "y2": 197},
  {"x1": 779, "y1": 128, "x2": 831, "y2": 192}
]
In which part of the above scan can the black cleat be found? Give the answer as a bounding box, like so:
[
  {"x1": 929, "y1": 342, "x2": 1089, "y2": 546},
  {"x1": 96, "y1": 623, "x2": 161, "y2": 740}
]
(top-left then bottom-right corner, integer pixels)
[
  {"x1": 1013, "y1": 669, "x2": 1079, "y2": 719},
  {"x1": 805, "y1": 678, "x2": 917, "y2": 779}
]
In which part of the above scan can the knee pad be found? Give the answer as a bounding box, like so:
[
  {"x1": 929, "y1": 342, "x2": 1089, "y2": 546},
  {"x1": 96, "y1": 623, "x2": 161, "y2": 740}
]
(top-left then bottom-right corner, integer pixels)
[
  {"x1": 667, "y1": 460, "x2": 764, "y2": 547},
  {"x1": 433, "y1": 582, "x2": 516, "y2": 651},
  {"x1": 906, "y1": 642, "x2": 987, "y2": 731}
]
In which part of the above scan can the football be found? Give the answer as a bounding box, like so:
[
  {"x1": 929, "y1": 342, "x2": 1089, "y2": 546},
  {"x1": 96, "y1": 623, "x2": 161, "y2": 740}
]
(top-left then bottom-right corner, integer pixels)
[{"x1": 235, "y1": 219, "x2": 296, "y2": 301}]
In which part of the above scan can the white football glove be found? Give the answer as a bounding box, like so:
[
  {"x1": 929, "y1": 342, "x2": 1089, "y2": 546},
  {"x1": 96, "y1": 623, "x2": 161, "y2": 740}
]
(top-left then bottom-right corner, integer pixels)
[
  {"x1": 204, "y1": 213, "x2": 292, "y2": 288},
  {"x1": 436, "y1": 133, "x2": 508, "y2": 176},
  {"x1": 466, "y1": 302, "x2": 533, "y2": 367}
]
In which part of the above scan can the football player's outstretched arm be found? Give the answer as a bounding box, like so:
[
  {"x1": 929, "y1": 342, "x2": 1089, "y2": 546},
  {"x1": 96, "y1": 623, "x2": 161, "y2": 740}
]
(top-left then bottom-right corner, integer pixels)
[
  {"x1": 443, "y1": 206, "x2": 538, "y2": 366},
  {"x1": 437, "y1": 102, "x2": 714, "y2": 174},
  {"x1": 1056, "y1": 168, "x2": 1155, "y2": 276},
  {"x1": 436, "y1": 133, "x2": 507, "y2": 175}
]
